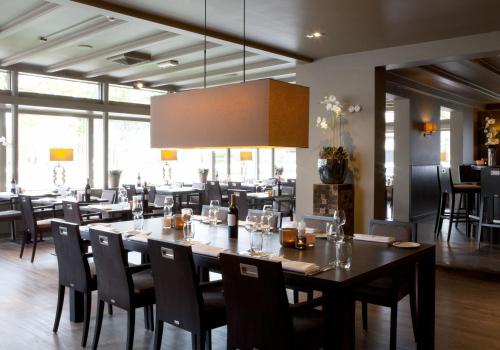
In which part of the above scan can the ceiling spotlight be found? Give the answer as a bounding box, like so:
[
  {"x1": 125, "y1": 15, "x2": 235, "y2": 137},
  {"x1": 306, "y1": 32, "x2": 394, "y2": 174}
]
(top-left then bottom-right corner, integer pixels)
[
  {"x1": 157, "y1": 59, "x2": 179, "y2": 68},
  {"x1": 78, "y1": 44, "x2": 93, "y2": 49},
  {"x1": 133, "y1": 81, "x2": 144, "y2": 89},
  {"x1": 306, "y1": 31, "x2": 324, "y2": 39}
]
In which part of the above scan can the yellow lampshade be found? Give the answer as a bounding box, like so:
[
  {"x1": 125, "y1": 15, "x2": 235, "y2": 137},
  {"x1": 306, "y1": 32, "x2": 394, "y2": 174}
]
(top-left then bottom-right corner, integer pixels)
[
  {"x1": 240, "y1": 151, "x2": 253, "y2": 161},
  {"x1": 50, "y1": 148, "x2": 74, "y2": 161},
  {"x1": 161, "y1": 149, "x2": 177, "y2": 161},
  {"x1": 423, "y1": 122, "x2": 438, "y2": 134}
]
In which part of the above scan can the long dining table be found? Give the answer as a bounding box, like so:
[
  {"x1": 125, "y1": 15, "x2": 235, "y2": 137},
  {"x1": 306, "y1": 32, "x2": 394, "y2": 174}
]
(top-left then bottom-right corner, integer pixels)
[{"x1": 77, "y1": 217, "x2": 435, "y2": 350}]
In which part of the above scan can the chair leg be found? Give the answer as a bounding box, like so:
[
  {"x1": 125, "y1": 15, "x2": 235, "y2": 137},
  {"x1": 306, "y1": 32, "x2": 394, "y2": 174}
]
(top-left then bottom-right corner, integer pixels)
[
  {"x1": 191, "y1": 333, "x2": 197, "y2": 350},
  {"x1": 91, "y1": 300, "x2": 105, "y2": 350},
  {"x1": 436, "y1": 194, "x2": 446, "y2": 238},
  {"x1": 126, "y1": 309, "x2": 135, "y2": 350},
  {"x1": 447, "y1": 194, "x2": 455, "y2": 242},
  {"x1": 30, "y1": 232, "x2": 38, "y2": 263},
  {"x1": 362, "y1": 301, "x2": 368, "y2": 331},
  {"x1": 149, "y1": 305, "x2": 154, "y2": 331},
  {"x1": 81, "y1": 290, "x2": 92, "y2": 347},
  {"x1": 390, "y1": 303, "x2": 398, "y2": 350},
  {"x1": 10, "y1": 220, "x2": 16, "y2": 241},
  {"x1": 19, "y1": 230, "x2": 28, "y2": 259},
  {"x1": 192, "y1": 332, "x2": 206, "y2": 350},
  {"x1": 107, "y1": 303, "x2": 113, "y2": 315},
  {"x1": 153, "y1": 318, "x2": 164, "y2": 350},
  {"x1": 52, "y1": 285, "x2": 65, "y2": 332},
  {"x1": 455, "y1": 194, "x2": 463, "y2": 228},
  {"x1": 409, "y1": 290, "x2": 418, "y2": 342},
  {"x1": 477, "y1": 200, "x2": 485, "y2": 249},
  {"x1": 433, "y1": 194, "x2": 441, "y2": 236},
  {"x1": 206, "y1": 330, "x2": 212, "y2": 350},
  {"x1": 465, "y1": 194, "x2": 470, "y2": 238}
]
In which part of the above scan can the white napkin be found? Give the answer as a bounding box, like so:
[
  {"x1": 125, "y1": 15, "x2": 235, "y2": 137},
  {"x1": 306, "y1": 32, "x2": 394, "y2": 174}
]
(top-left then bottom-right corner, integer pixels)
[
  {"x1": 269, "y1": 256, "x2": 320, "y2": 275},
  {"x1": 128, "y1": 235, "x2": 148, "y2": 243},
  {"x1": 353, "y1": 233, "x2": 395, "y2": 244},
  {"x1": 191, "y1": 243, "x2": 225, "y2": 257}
]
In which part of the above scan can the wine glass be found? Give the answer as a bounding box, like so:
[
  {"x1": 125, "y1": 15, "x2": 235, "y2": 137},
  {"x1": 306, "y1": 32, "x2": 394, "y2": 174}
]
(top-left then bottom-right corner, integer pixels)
[
  {"x1": 333, "y1": 209, "x2": 346, "y2": 227},
  {"x1": 208, "y1": 200, "x2": 220, "y2": 225},
  {"x1": 260, "y1": 215, "x2": 272, "y2": 236},
  {"x1": 164, "y1": 195, "x2": 174, "y2": 216},
  {"x1": 119, "y1": 188, "x2": 128, "y2": 207},
  {"x1": 181, "y1": 208, "x2": 193, "y2": 225},
  {"x1": 245, "y1": 215, "x2": 258, "y2": 233}
]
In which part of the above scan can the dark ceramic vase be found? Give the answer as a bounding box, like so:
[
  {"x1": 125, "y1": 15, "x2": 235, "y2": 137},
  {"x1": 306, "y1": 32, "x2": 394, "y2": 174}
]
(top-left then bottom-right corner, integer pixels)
[{"x1": 318, "y1": 158, "x2": 348, "y2": 184}]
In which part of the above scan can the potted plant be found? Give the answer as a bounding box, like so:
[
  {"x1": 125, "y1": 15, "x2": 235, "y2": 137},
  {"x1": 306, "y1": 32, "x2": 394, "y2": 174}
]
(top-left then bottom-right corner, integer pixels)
[
  {"x1": 198, "y1": 168, "x2": 209, "y2": 183},
  {"x1": 108, "y1": 169, "x2": 122, "y2": 188},
  {"x1": 316, "y1": 94, "x2": 353, "y2": 184},
  {"x1": 484, "y1": 115, "x2": 499, "y2": 166}
]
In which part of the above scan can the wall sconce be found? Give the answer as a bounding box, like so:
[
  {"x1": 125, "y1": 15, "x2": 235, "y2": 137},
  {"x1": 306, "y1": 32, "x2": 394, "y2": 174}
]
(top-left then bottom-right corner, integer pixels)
[{"x1": 421, "y1": 122, "x2": 438, "y2": 137}]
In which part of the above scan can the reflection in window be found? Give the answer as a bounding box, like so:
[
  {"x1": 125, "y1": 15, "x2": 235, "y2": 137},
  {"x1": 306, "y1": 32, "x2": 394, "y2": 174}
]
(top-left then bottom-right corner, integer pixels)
[
  {"x1": 109, "y1": 84, "x2": 164, "y2": 105},
  {"x1": 274, "y1": 148, "x2": 296, "y2": 180},
  {"x1": 18, "y1": 113, "x2": 89, "y2": 190},
  {"x1": 19, "y1": 73, "x2": 99, "y2": 99}
]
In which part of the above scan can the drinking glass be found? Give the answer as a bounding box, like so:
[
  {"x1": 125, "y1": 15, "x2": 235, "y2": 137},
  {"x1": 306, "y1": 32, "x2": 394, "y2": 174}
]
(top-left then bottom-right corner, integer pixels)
[
  {"x1": 181, "y1": 208, "x2": 193, "y2": 225},
  {"x1": 132, "y1": 195, "x2": 143, "y2": 219},
  {"x1": 333, "y1": 209, "x2": 346, "y2": 227},
  {"x1": 210, "y1": 200, "x2": 220, "y2": 207},
  {"x1": 327, "y1": 223, "x2": 344, "y2": 242},
  {"x1": 183, "y1": 221, "x2": 195, "y2": 242},
  {"x1": 250, "y1": 229, "x2": 263, "y2": 255},
  {"x1": 208, "y1": 200, "x2": 220, "y2": 225},
  {"x1": 245, "y1": 215, "x2": 258, "y2": 233},
  {"x1": 119, "y1": 188, "x2": 128, "y2": 207},
  {"x1": 164, "y1": 196, "x2": 174, "y2": 215},
  {"x1": 335, "y1": 239, "x2": 352, "y2": 269},
  {"x1": 260, "y1": 215, "x2": 272, "y2": 236}
]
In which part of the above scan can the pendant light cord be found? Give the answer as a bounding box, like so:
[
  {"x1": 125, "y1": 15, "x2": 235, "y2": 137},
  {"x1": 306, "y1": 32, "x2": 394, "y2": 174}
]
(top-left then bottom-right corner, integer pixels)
[
  {"x1": 203, "y1": 0, "x2": 207, "y2": 89},
  {"x1": 243, "y1": 0, "x2": 246, "y2": 83}
]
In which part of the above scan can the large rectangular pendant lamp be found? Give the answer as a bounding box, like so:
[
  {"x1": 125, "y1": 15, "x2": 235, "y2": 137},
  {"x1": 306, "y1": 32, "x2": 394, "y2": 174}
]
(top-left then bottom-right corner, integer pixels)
[{"x1": 150, "y1": 79, "x2": 309, "y2": 148}]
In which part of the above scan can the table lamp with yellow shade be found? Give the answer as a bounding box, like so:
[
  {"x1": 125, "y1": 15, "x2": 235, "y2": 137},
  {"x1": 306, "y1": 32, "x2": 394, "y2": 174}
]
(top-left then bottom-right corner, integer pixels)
[
  {"x1": 240, "y1": 151, "x2": 253, "y2": 183},
  {"x1": 50, "y1": 148, "x2": 73, "y2": 186},
  {"x1": 161, "y1": 149, "x2": 177, "y2": 185}
]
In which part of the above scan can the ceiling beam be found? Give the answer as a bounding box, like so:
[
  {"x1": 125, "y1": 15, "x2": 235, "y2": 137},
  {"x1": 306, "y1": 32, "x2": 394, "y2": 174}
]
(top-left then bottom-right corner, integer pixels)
[
  {"x1": 180, "y1": 67, "x2": 296, "y2": 90},
  {"x1": 0, "y1": 2, "x2": 61, "y2": 40},
  {"x1": 421, "y1": 65, "x2": 500, "y2": 100},
  {"x1": 1, "y1": 16, "x2": 125, "y2": 67},
  {"x1": 119, "y1": 51, "x2": 258, "y2": 84},
  {"x1": 85, "y1": 42, "x2": 219, "y2": 78},
  {"x1": 470, "y1": 58, "x2": 500, "y2": 76},
  {"x1": 150, "y1": 60, "x2": 290, "y2": 87},
  {"x1": 46, "y1": 31, "x2": 178, "y2": 73},
  {"x1": 50, "y1": 0, "x2": 313, "y2": 63}
]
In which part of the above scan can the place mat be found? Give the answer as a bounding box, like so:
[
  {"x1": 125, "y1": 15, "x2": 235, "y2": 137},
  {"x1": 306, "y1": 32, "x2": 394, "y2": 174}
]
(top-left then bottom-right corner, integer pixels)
[
  {"x1": 353, "y1": 233, "x2": 395, "y2": 244},
  {"x1": 191, "y1": 243, "x2": 225, "y2": 257},
  {"x1": 269, "y1": 256, "x2": 321, "y2": 275}
]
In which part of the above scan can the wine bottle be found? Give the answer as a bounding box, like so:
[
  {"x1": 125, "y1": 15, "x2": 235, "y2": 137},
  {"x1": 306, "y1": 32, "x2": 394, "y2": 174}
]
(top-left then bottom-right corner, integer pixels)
[
  {"x1": 142, "y1": 182, "x2": 149, "y2": 213},
  {"x1": 10, "y1": 178, "x2": 16, "y2": 194},
  {"x1": 84, "y1": 178, "x2": 91, "y2": 202},
  {"x1": 228, "y1": 193, "x2": 239, "y2": 238},
  {"x1": 137, "y1": 173, "x2": 141, "y2": 188}
]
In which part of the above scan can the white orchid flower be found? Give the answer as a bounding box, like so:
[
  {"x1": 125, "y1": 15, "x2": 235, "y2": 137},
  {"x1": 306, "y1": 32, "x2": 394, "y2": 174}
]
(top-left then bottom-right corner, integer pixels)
[{"x1": 328, "y1": 95, "x2": 336, "y2": 102}]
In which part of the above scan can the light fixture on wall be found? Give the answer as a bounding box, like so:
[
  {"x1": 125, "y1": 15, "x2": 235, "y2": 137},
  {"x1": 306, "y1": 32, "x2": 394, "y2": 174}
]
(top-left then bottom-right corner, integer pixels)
[
  {"x1": 50, "y1": 148, "x2": 73, "y2": 186},
  {"x1": 421, "y1": 122, "x2": 438, "y2": 137},
  {"x1": 306, "y1": 31, "x2": 325, "y2": 39},
  {"x1": 150, "y1": 0, "x2": 309, "y2": 149},
  {"x1": 161, "y1": 149, "x2": 177, "y2": 185}
]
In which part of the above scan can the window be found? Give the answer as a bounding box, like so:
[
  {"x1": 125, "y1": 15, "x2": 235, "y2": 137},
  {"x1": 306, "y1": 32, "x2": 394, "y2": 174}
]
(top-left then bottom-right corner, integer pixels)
[
  {"x1": 230, "y1": 149, "x2": 256, "y2": 182},
  {"x1": 18, "y1": 112, "x2": 89, "y2": 190},
  {"x1": 93, "y1": 117, "x2": 104, "y2": 188},
  {"x1": 0, "y1": 70, "x2": 9, "y2": 90},
  {"x1": 18, "y1": 73, "x2": 99, "y2": 99},
  {"x1": 214, "y1": 149, "x2": 228, "y2": 181},
  {"x1": 258, "y1": 149, "x2": 273, "y2": 179},
  {"x1": 385, "y1": 110, "x2": 395, "y2": 180},
  {"x1": 109, "y1": 84, "x2": 164, "y2": 105},
  {"x1": 440, "y1": 107, "x2": 451, "y2": 168},
  {"x1": 274, "y1": 148, "x2": 296, "y2": 180},
  {"x1": 173, "y1": 149, "x2": 213, "y2": 184}
]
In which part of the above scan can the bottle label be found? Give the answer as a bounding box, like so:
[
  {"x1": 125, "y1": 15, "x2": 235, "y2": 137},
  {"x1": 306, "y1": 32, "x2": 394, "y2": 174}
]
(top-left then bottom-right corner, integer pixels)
[{"x1": 228, "y1": 214, "x2": 237, "y2": 226}]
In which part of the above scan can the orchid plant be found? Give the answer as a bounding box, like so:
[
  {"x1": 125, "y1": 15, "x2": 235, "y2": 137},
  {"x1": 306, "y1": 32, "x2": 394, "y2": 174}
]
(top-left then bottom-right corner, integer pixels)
[
  {"x1": 484, "y1": 116, "x2": 499, "y2": 146},
  {"x1": 316, "y1": 94, "x2": 349, "y2": 160}
]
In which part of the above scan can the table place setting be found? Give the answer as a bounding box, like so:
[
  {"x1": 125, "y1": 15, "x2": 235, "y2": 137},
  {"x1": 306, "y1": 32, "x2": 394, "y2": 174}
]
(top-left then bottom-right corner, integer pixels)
[{"x1": 267, "y1": 255, "x2": 325, "y2": 275}]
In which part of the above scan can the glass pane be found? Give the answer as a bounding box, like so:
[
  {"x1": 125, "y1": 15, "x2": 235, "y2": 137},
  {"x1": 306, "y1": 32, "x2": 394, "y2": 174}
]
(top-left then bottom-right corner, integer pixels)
[
  {"x1": 93, "y1": 118, "x2": 103, "y2": 188},
  {"x1": 172, "y1": 149, "x2": 213, "y2": 184},
  {"x1": 5, "y1": 111, "x2": 12, "y2": 190},
  {"x1": 214, "y1": 149, "x2": 228, "y2": 181},
  {"x1": 18, "y1": 73, "x2": 99, "y2": 99},
  {"x1": 0, "y1": 70, "x2": 9, "y2": 90},
  {"x1": 18, "y1": 113, "x2": 89, "y2": 190},
  {"x1": 230, "y1": 148, "x2": 256, "y2": 182},
  {"x1": 274, "y1": 148, "x2": 296, "y2": 180},
  {"x1": 258, "y1": 149, "x2": 273, "y2": 180},
  {"x1": 109, "y1": 84, "x2": 164, "y2": 105}
]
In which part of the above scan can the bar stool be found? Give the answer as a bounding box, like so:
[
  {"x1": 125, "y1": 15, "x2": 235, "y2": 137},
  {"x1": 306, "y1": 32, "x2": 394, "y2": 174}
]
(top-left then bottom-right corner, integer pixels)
[
  {"x1": 477, "y1": 167, "x2": 500, "y2": 248},
  {"x1": 435, "y1": 166, "x2": 481, "y2": 241}
]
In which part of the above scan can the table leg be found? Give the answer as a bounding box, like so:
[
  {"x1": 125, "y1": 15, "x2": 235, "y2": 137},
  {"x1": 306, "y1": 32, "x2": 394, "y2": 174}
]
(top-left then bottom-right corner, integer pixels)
[
  {"x1": 69, "y1": 288, "x2": 84, "y2": 323},
  {"x1": 324, "y1": 289, "x2": 355, "y2": 350},
  {"x1": 417, "y1": 248, "x2": 435, "y2": 350}
]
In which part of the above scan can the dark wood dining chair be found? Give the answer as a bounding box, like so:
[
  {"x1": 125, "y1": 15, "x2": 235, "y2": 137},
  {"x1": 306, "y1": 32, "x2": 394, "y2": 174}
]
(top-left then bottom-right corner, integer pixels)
[
  {"x1": 89, "y1": 228, "x2": 155, "y2": 350},
  {"x1": 62, "y1": 201, "x2": 103, "y2": 226},
  {"x1": 247, "y1": 208, "x2": 282, "y2": 229},
  {"x1": 101, "y1": 189, "x2": 116, "y2": 203},
  {"x1": 123, "y1": 184, "x2": 137, "y2": 200},
  {"x1": 355, "y1": 219, "x2": 417, "y2": 350},
  {"x1": 201, "y1": 205, "x2": 229, "y2": 223},
  {"x1": 148, "y1": 239, "x2": 227, "y2": 350},
  {"x1": 273, "y1": 185, "x2": 295, "y2": 221},
  {"x1": 19, "y1": 195, "x2": 54, "y2": 263},
  {"x1": 51, "y1": 220, "x2": 113, "y2": 347},
  {"x1": 476, "y1": 167, "x2": 500, "y2": 248},
  {"x1": 206, "y1": 181, "x2": 225, "y2": 205},
  {"x1": 220, "y1": 252, "x2": 326, "y2": 350},
  {"x1": 0, "y1": 205, "x2": 21, "y2": 240},
  {"x1": 227, "y1": 189, "x2": 249, "y2": 220}
]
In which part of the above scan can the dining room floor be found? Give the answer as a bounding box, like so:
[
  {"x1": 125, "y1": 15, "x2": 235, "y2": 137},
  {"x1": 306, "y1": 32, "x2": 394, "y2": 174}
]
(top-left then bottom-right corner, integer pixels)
[{"x1": 1, "y1": 238, "x2": 500, "y2": 349}]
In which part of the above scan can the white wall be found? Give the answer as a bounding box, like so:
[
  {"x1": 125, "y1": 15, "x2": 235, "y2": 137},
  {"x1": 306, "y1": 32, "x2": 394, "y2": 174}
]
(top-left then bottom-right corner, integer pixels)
[
  {"x1": 393, "y1": 98, "x2": 411, "y2": 221},
  {"x1": 296, "y1": 30, "x2": 500, "y2": 233}
]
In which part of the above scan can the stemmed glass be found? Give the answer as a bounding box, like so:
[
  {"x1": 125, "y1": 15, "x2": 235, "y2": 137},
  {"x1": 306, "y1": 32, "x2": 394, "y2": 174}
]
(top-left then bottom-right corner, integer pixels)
[
  {"x1": 333, "y1": 209, "x2": 346, "y2": 227},
  {"x1": 261, "y1": 204, "x2": 274, "y2": 235},
  {"x1": 245, "y1": 215, "x2": 263, "y2": 255},
  {"x1": 132, "y1": 195, "x2": 143, "y2": 230}
]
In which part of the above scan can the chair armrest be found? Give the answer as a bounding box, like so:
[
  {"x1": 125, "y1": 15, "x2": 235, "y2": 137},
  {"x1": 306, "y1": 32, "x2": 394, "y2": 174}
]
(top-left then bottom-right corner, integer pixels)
[
  {"x1": 289, "y1": 296, "x2": 325, "y2": 312},
  {"x1": 127, "y1": 263, "x2": 151, "y2": 274}
]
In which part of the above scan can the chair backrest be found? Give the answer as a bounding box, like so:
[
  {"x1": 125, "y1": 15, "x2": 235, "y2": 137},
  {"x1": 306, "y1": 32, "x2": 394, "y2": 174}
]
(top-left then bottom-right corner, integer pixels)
[
  {"x1": 437, "y1": 166, "x2": 454, "y2": 193},
  {"x1": 301, "y1": 214, "x2": 335, "y2": 231},
  {"x1": 89, "y1": 228, "x2": 132, "y2": 309},
  {"x1": 62, "y1": 201, "x2": 82, "y2": 225},
  {"x1": 220, "y1": 253, "x2": 293, "y2": 350},
  {"x1": 480, "y1": 167, "x2": 500, "y2": 198},
  {"x1": 148, "y1": 185, "x2": 156, "y2": 203},
  {"x1": 206, "y1": 181, "x2": 223, "y2": 203},
  {"x1": 247, "y1": 209, "x2": 282, "y2": 228},
  {"x1": 228, "y1": 189, "x2": 249, "y2": 220},
  {"x1": 200, "y1": 205, "x2": 229, "y2": 223},
  {"x1": 51, "y1": 220, "x2": 91, "y2": 292},
  {"x1": 280, "y1": 185, "x2": 295, "y2": 196},
  {"x1": 459, "y1": 165, "x2": 480, "y2": 183},
  {"x1": 101, "y1": 189, "x2": 116, "y2": 204},
  {"x1": 369, "y1": 219, "x2": 412, "y2": 242},
  {"x1": 228, "y1": 181, "x2": 241, "y2": 189},
  {"x1": 123, "y1": 184, "x2": 136, "y2": 200},
  {"x1": 191, "y1": 183, "x2": 205, "y2": 190},
  {"x1": 19, "y1": 195, "x2": 36, "y2": 235},
  {"x1": 148, "y1": 240, "x2": 203, "y2": 332},
  {"x1": 154, "y1": 193, "x2": 166, "y2": 207}
]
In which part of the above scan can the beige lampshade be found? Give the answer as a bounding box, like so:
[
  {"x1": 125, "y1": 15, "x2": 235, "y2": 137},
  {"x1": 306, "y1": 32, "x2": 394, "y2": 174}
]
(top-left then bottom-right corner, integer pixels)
[
  {"x1": 240, "y1": 151, "x2": 253, "y2": 161},
  {"x1": 150, "y1": 79, "x2": 309, "y2": 148},
  {"x1": 161, "y1": 149, "x2": 177, "y2": 161},
  {"x1": 49, "y1": 148, "x2": 73, "y2": 161}
]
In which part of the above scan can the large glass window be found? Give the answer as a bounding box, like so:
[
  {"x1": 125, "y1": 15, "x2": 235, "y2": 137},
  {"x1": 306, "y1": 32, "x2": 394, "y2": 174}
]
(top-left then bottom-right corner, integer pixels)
[
  {"x1": 385, "y1": 110, "x2": 395, "y2": 180},
  {"x1": 274, "y1": 148, "x2": 296, "y2": 180},
  {"x1": 0, "y1": 70, "x2": 9, "y2": 90},
  {"x1": 230, "y1": 149, "x2": 257, "y2": 182},
  {"x1": 214, "y1": 149, "x2": 228, "y2": 181},
  {"x1": 440, "y1": 108, "x2": 451, "y2": 168},
  {"x1": 258, "y1": 149, "x2": 273, "y2": 179},
  {"x1": 109, "y1": 84, "x2": 164, "y2": 105},
  {"x1": 93, "y1": 117, "x2": 104, "y2": 188},
  {"x1": 173, "y1": 149, "x2": 213, "y2": 184},
  {"x1": 18, "y1": 113, "x2": 89, "y2": 190},
  {"x1": 19, "y1": 73, "x2": 99, "y2": 99}
]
